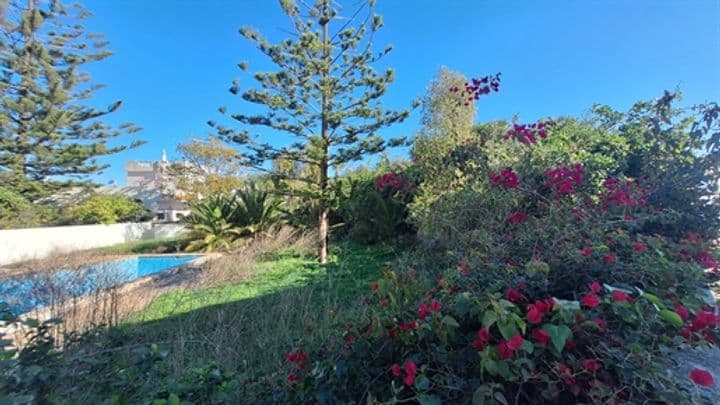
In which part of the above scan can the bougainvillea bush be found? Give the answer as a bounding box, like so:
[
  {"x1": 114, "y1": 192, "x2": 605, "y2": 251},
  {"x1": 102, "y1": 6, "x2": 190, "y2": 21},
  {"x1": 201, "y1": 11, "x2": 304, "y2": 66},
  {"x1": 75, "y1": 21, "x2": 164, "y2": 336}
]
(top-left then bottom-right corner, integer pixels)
[{"x1": 274, "y1": 82, "x2": 720, "y2": 403}]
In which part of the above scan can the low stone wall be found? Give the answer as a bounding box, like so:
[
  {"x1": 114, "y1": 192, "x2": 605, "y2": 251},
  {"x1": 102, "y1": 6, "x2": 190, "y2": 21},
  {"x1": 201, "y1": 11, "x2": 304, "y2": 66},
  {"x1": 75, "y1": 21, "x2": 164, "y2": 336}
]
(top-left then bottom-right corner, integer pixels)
[{"x1": 0, "y1": 222, "x2": 187, "y2": 265}]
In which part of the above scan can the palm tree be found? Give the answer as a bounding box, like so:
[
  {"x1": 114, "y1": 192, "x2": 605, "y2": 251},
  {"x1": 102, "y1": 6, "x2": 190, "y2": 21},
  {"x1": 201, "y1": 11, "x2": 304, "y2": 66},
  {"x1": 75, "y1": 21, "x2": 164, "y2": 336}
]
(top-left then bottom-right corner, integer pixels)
[
  {"x1": 235, "y1": 182, "x2": 282, "y2": 239},
  {"x1": 184, "y1": 195, "x2": 244, "y2": 252}
]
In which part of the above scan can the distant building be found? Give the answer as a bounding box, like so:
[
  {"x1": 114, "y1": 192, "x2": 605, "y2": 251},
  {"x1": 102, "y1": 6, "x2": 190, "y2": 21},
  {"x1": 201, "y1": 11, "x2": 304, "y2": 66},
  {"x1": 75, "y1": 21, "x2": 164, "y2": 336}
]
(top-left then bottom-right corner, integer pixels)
[{"x1": 124, "y1": 150, "x2": 190, "y2": 222}]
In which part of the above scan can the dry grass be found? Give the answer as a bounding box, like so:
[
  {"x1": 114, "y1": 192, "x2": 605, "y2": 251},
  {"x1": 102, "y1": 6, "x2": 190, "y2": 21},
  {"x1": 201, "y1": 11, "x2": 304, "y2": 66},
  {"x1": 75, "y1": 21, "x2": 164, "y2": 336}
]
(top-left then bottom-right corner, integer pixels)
[{"x1": 199, "y1": 226, "x2": 315, "y2": 286}]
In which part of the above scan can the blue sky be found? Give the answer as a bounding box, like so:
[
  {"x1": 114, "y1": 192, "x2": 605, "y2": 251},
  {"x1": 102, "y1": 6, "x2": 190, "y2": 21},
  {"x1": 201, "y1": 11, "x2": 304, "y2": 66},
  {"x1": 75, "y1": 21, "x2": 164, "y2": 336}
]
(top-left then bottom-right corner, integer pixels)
[{"x1": 80, "y1": 0, "x2": 720, "y2": 186}]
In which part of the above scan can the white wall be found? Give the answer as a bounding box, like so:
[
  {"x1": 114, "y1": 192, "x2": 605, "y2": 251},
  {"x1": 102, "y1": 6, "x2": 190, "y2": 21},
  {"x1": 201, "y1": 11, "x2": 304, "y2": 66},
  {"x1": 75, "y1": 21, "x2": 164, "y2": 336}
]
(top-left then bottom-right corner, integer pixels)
[{"x1": 0, "y1": 222, "x2": 187, "y2": 266}]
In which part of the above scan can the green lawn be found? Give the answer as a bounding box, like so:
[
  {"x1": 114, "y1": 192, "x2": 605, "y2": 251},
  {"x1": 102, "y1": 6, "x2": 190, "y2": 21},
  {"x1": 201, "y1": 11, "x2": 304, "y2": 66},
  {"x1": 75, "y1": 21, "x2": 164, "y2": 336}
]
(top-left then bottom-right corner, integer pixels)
[{"x1": 125, "y1": 242, "x2": 400, "y2": 387}]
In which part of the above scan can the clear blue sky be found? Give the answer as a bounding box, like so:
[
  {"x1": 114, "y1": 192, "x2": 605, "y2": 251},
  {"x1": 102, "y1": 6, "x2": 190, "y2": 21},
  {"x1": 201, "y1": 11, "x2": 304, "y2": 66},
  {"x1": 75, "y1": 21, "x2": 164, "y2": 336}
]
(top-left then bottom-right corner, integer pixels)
[{"x1": 79, "y1": 0, "x2": 720, "y2": 186}]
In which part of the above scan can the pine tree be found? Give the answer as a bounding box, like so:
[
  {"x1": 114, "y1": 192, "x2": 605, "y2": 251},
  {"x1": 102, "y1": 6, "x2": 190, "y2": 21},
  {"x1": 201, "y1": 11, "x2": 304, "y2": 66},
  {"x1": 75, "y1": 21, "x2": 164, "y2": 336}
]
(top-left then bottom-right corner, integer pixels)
[
  {"x1": 212, "y1": 0, "x2": 412, "y2": 263},
  {"x1": 0, "y1": 0, "x2": 142, "y2": 200}
]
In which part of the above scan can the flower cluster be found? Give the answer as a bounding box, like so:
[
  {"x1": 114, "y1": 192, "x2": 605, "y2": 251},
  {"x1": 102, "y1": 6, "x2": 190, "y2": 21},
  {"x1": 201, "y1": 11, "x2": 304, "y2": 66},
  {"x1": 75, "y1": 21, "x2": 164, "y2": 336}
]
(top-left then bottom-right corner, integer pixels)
[
  {"x1": 449, "y1": 73, "x2": 501, "y2": 106},
  {"x1": 526, "y1": 299, "x2": 555, "y2": 324},
  {"x1": 601, "y1": 177, "x2": 648, "y2": 208},
  {"x1": 285, "y1": 350, "x2": 309, "y2": 385},
  {"x1": 374, "y1": 172, "x2": 409, "y2": 193},
  {"x1": 390, "y1": 360, "x2": 417, "y2": 386},
  {"x1": 505, "y1": 211, "x2": 527, "y2": 225},
  {"x1": 418, "y1": 299, "x2": 442, "y2": 318},
  {"x1": 490, "y1": 168, "x2": 520, "y2": 189},
  {"x1": 544, "y1": 164, "x2": 584, "y2": 196},
  {"x1": 505, "y1": 121, "x2": 551, "y2": 144}
]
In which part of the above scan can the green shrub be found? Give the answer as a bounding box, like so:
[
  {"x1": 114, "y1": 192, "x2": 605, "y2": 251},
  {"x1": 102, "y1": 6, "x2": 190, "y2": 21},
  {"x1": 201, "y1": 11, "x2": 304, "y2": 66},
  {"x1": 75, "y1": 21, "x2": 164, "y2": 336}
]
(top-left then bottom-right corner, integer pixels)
[
  {"x1": 65, "y1": 194, "x2": 152, "y2": 225},
  {"x1": 337, "y1": 171, "x2": 415, "y2": 244},
  {"x1": 184, "y1": 185, "x2": 282, "y2": 252}
]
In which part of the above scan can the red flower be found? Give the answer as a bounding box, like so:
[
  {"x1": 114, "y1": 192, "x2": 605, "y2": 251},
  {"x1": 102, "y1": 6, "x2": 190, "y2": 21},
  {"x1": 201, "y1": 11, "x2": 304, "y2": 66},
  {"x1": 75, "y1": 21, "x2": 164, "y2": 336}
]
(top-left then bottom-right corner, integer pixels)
[
  {"x1": 497, "y1": 341, "x2": 513, "y2": 360},
  {"x1": 696, "y1": 251, "x2": 718, "y2": 270},
  {"x1": 370, "y1": 282, "x2": 378, "y2": 291},
  {"x1": 581, "y1": 246, "x2": 593, "y2": 257},
  {"x1": 478, "y1": 327, "x2": 490, "y2": 342},
  {"x1": 581, "y1": 359, "x2": 602, "y2": 373},
  {"x1": 287, "y1": 370, "x2": 301, "y2": 385},
  {"x1": 603, "y1": 254, "x2": 617, "y2": 264},
  {"x1": 418, "y1": 303, "x2": 431, "y2": 319},
  {"x1": 505, "y1": 287, "x2": 523, "y2": 303},
  {"x1": 430, "y1": 299, "x2": 443, "y2": 313},
  {"x1": 473, "y1": 337, "x2": 487, "y2": 350},
  {"x1": 390, "y1": 363, "x2": 402, "y2": 377},
  {"x1": 581, "y1": 292, "x2": 600, "y2": 308},
  {"x1": 490, "y1": 168, "x2": 520, "y2": 189},
  {"x1": 399, "y1": 320, "x2": 419, "y2": 331},
  {"x1": 403, "y1": 360, "x2": 417, "y2": 386},
  {"x1": 588, "y1": 281, "x2": 602, "y2": 294},
  {"x1": 459, "y1": 260, "x2": 470, "y2": 276},
  {"x1": 531, "y1": 328, "x2": 550, "y2": 345},
  {"x1": 526, "y1": 304, "x2": 543, "y2": 324},
  {"x1": 690, "y1": 368, "x2": 715, "y2": 387},
  {"x1": 673, "y1": 303, "x2": 689, "y2": 320},
  {"x1": 344, "y1": 335, "x2": 355, "y2": 346},
  {"x1": 286, "y1": 351, "x2": 308, "y2": 366},
  {"x1": 611, "y1": 290, "x2": 632, "y2": 303},
  {"x1": 506, "y1": 211, "x2": 527, "y2": 225},
  {"x1": 689, "y1": 310, "x2": 717, "y2": 332},
  {"x1": 379, "y1": 298, "x2": 389, "y2": 307},
  {"x1": 632, "y1": 242, "x2": 646, "y2": 253},
  {"x1": 507, "y1": 333, "x2": 524, "y2": 350}
]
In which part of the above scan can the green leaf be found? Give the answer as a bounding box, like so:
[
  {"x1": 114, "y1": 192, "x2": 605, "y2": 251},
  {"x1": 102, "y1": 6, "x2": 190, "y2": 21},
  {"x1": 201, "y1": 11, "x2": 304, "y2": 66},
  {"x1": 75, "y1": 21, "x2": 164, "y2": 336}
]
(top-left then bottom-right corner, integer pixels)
[
  {"x1": 497, "y1": 320, "x2": 517, "y2": 340},
  {"x1": 543, "y1": 324, "x2": 572, "y2": 353},
  {"x1": 642, "y1": 293, "x2": 665, "y2": 308},
  {"x1": 415, "y1": 374, "x2": 430, "y2": 391},
  {"x1": 522, "y1": 340, "x2": 534, "y2": 354},
  {"x1": 659, "y1": 309, "x2": 683, "y2": 328},
  {"x1": 168, "y1": 394, "x2": 180, "y2": 405},
  {"x1": 442, "y1": 315, "x2": 460, "y2": 328},
  {"x1": 482, "y1": 311, "x2": 498, "y2": 328}
]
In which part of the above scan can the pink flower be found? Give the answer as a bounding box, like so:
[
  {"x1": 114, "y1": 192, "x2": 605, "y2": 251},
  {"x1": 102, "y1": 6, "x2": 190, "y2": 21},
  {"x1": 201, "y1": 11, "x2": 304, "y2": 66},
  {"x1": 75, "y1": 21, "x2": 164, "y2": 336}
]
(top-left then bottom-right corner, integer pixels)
[
  {"x1": 287, "y1": 370, "x2": 301, "y2": 385},
  {"x1": 506, "y1": 211, "x2": 527, "y2": 225},
  {"x1": 603, "y1": 254, "x2": 617, "y2": 264},
  {"x1": 531, "y1": 328, "x2": 550, "y2": 345},
  {"x1": 403, "y1": 360, "x2": 417, "y2": 386},
  {"x1": 478, "y1": 327, "x2": 491, "y2": 342},
  {"x1": 632, "y1": 242, "x2": 646, "y2": 253},
  {"x1": 581, "y1": 292, "x2": 600, "y2": 308},
  {"x1": 557, "y1": 363, "x2": 575, "y2": 384},
  {"x1": 497, "y1": 341, "x2": 513, "y2": 360},
  {"x1": 505, "y1": 288, "x2": 523, "y2": 303},
  {"x1": 581, "y1": 359, "x2": 602, "y2": 373},
  {"x1": 690, "y1": 368, "x2": 715, "y2": 387},
  {"x1": 391, "y1": 363, "x2": 402, "y2": 376},
  {"x1": 611, "y1": 290, "x2": 632, "y2": 303},
  {"x1": 430, "y1": 299, "x2": 442, "y2": 313},
  {"x1": 581, "y1": 246, "x2": 593, "y2": 257},
  {"x1": 418, "y1": 303, "x2": 431, "y2": 319},
  {"x1": 673, "y1": 303, "x2": 689, "y2": 320},
  {"x1": 527, "y1": 304, "x2": 543, "y2": 324},
  {"x1": 588, "y1": 281, "x2": 602, "y2": 294},
  {"x1": 379, "y1": 298, "x2": 389, "y2": 307},
  {"x1": 490, "y1": 168, "x2": 520, "y2": 189},
  {"x1": 689, "y1": 310, "x2": 717, "y2": 332},
  {"x1": 507, "y1": 333, "x2": 524, "y2": 350}
]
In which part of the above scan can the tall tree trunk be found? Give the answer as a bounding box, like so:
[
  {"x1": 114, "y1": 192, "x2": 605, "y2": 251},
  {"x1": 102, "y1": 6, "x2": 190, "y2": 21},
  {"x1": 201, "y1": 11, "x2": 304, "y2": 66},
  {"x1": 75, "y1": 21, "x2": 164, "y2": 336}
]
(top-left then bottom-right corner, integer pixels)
[{"x1": 317, "y1": 2, "x2": 330, "y2": 264}]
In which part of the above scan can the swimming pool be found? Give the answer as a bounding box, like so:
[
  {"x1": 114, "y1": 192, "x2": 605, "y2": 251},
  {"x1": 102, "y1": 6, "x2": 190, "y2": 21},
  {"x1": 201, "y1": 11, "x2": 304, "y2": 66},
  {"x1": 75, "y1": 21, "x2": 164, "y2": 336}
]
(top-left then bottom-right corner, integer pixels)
[{"x1": 0, "y1": 255, "x2": 201, "y2": 315}]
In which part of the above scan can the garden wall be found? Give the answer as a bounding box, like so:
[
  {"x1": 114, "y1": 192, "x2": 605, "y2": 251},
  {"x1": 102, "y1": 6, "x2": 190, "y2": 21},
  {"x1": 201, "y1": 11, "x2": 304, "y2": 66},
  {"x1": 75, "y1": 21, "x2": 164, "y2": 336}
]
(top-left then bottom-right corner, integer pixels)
[{"x1": 0, "y1": 222, "x2": 186, "y2": 265}]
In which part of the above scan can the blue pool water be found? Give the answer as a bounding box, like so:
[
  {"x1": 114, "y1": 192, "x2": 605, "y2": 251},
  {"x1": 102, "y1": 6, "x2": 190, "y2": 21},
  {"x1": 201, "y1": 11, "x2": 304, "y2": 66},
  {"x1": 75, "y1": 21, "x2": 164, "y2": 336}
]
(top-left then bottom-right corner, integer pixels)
[{"x1": 0, "y1": 255, "x2": 201, "y2": 315}]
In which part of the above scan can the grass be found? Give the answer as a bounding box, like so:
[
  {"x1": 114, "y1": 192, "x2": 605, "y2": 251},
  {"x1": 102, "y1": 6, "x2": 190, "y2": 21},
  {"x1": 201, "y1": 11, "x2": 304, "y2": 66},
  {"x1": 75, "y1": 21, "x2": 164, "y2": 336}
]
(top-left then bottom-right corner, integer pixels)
[{"x1": 117, "y1": 241, "x2": 401, "y2": 392}]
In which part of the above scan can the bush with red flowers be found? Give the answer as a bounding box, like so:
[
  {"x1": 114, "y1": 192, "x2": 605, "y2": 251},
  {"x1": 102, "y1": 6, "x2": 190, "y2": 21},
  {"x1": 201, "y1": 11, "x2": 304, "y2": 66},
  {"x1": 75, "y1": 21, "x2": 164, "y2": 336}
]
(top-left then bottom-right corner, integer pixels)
[{"x1": 276, "y1": 87, "x2": 720, "y2": 403}]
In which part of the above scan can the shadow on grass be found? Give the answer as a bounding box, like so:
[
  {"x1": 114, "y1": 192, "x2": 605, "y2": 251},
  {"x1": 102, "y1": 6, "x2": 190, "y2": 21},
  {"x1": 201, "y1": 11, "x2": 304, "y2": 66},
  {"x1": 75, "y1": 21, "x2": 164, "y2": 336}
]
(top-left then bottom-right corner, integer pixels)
[{"x1": 121, "y1": 242, "x2": 399, "y2": 383}]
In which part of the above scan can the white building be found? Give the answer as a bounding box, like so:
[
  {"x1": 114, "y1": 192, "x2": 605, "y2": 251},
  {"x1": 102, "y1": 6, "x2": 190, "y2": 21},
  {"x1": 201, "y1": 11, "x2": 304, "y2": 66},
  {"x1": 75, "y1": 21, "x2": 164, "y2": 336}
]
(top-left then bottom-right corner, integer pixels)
[{"x1": 124, "y1": 150, "x2": 190, "y2": 222}]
